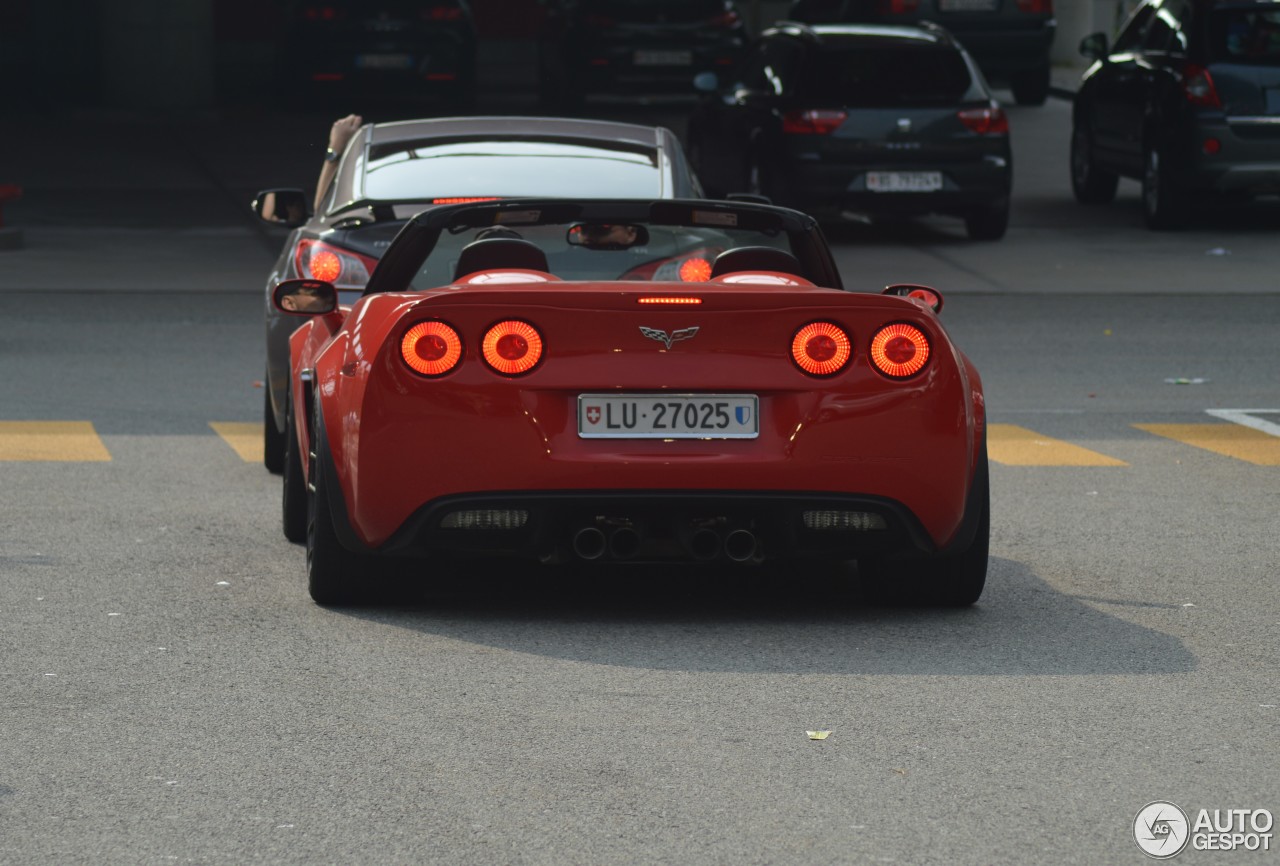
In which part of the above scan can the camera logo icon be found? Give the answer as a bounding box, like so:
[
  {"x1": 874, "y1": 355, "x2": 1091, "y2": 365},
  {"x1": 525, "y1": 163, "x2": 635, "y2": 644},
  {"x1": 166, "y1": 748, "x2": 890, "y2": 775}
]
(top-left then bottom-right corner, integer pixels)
[{"x1": 1134, "y1": 801, "x2": 1191, "y2": 859}]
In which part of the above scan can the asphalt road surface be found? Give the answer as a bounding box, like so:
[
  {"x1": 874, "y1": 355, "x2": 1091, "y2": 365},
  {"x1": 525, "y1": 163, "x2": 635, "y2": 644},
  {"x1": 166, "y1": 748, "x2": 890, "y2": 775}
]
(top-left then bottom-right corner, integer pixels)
[{"x1": 1, "y1": 93, "x2": 1277, "y2": 865}]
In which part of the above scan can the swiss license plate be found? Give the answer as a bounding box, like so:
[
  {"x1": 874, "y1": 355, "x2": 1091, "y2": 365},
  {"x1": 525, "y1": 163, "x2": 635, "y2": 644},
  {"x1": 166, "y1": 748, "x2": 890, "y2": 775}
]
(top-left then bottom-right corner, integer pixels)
[
  {"x1": 866, "y1": 171, "x2": 943, "y2": 193},
  {"x1": 355, "y1": 53, "x2": 414, "y2": 70},
  {"x1": 634, "y1": 49, "x2": 693, "y2": 66},
  {"x1": 939, "y1": 0, "x2": 998, "y2": 11},
  {"x1": 578, "y1": 394, "x2": 759, "y2": 439}
]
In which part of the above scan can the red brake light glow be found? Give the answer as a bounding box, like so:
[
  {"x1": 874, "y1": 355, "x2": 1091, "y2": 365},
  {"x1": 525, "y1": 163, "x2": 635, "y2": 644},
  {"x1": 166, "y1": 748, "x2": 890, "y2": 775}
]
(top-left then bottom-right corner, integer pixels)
[
  {"x1": 482, "y1": 320, "x2": 543, "y2": 376},
  {"x1": 870, "y1": 324, "x2": 931, "y2": 378},
  {"x1": 1015, "y1": 0, "x2": 1052, "y2": 12},
  {"x1": 782, "y1": 110, "x2": 848, "y2": 135},
  {"x1": 401, "y1": 321, "x2": 463, "y2": 377},
  {"x1": 958, "y1": 106, "x2": 1009, "y2": 136},
  {"x1": 679, "y1": 258, "x2": 713, "y2": 282},
  {"x1": 294, "y1": 239, "x2": 378, "y2": 289},
  {"x1": 877, "y1": 0, "x2": 920, "y2": 13},
  {"x1": 792, "y1": 322, "x2": 852, "y2": 376},
  {"x1": 432, "y1": 196, "x2": 501, "y2": 205},
  {"x1": 637, "y1": 296, "x2": 703, "y2": 305}
]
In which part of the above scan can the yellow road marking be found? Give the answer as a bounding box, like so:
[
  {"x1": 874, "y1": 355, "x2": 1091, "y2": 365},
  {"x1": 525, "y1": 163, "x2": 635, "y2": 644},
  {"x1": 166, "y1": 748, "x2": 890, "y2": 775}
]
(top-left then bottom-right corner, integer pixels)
[
  {"x1": 210, "y1": 422, "x2": 263, "y2": 463},
  {"x1": 1134, "y1": 423, "x2": 1280, "y2": 466},
  {"x1": 0, "y1": 421, "x2": 111, "y2": 462},
  {"x1": 988, "y1": 424, "x2": 1128, "y2": 466}
]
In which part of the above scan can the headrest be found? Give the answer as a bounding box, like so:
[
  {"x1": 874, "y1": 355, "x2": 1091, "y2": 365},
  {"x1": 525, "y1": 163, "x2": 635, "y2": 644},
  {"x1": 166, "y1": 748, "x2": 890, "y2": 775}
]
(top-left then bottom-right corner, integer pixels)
[
  {"x1": 454, "y1": 238, "x2": 550, "y2": 281},
  {"x1": 709, "y1": 246, "x2": 804, "y2": 279}
]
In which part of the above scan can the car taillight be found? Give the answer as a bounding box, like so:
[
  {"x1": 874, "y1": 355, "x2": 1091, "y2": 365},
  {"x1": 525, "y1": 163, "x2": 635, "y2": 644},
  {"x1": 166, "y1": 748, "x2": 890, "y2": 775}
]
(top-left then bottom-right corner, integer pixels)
[
  {"x1": 1183, "y1": 64, "x2": 1222, "y2": 108},
  {"x1": 792, "y1": 322, "x2": 852, "y2": 377},
  {"x1": 958, "y1": 106, "x2": 1009, "y2": 136},
  {"x1": 293, "y1": 239, "x2": 378, "y2": 290},
  {"x1": 637, "y1": 296, "x2": 703, "y2": 305},
  {"x1": 1015, "y1": 0, "x2": 1052, "y2": 12},
  {"x1": 431, "y1": 196, "x2": 500, "y2": 204},
  {"x1": 679, "y1": 258, "x2": 712, "y2": 282},
  {"x1": 876, "y1": 0, "x2": 919, "y2": 13},
  {"x1": 709, "y1": 10, "x2": 740, "y2": 26},
  {"x1": 782, "y1": 110, "x2": 847, "y2": 135},
  {"x1": 401, "y1": 321, "x2": 463, "y2": 377},
  {"x1": 621, "y1": 247, "x2": 723, "y2": 281},
  {"x1": 303, "y1": 6, "x2": 343, "y2": 21},
  {"x1": 423, "y1": 5, "x2": 463, "y2": 21},
  {"x1": 482, "y1": 320, "x2": 543, "y2": 376},
  {"x1": 870, "y1": 324, "x2": 930, "y2": 378}
]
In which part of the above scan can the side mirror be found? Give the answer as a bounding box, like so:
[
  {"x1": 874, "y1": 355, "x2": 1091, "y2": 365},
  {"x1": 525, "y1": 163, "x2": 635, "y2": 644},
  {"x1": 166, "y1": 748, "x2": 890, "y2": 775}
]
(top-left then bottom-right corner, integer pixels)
[
  {"x1": 883, "y1": 283, "x2": 944, "y2": 313},
  {"x1": 693, "y1": 71, "x2": 719, "y2": 93},
  {"x1": 273, "y1": 279, "x2": 338, "y2": 315},
  {"x1": 253, "y1": 188, "x2": 311, "y2": 228},
  {"x1": 1079, "y1": 32, "x2": 1108, "y2": 61}
]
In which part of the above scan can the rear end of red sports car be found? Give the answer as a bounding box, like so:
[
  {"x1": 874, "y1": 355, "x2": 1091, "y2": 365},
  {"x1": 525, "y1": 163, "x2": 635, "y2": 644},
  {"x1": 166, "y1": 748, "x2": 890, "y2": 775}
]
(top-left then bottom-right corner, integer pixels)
[{"x1": 276, "y1": 199, "x2": 987, "y2": 607}]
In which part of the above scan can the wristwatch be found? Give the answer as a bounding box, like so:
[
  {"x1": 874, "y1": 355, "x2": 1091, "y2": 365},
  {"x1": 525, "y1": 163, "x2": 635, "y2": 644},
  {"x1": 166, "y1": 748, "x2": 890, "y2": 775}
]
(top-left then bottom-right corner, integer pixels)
[{"x1": 324, "y1": 147, "x2": 341, "y2": 164}]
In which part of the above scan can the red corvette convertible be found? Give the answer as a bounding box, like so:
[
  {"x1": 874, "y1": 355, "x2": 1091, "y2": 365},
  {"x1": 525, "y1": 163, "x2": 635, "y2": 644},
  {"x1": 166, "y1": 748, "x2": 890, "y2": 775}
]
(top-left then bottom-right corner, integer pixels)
[{"x1": 274, "y1": 199, "x2": 988, "y2": 606}]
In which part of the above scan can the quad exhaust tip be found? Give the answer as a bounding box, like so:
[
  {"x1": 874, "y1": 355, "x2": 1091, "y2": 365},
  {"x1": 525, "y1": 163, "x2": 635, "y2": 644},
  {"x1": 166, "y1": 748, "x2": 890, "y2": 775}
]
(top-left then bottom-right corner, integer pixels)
[
  {"x1": 572, "y1": 526, "x2": 607, "y2": 561},
  {"x1": 723, "y1": 529, "x2": 757, "y2": 562}
]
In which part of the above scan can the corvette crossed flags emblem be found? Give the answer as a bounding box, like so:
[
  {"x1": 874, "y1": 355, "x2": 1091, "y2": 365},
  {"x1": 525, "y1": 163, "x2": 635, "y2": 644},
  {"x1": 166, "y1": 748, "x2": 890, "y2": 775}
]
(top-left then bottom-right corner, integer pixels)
[{"x1": 639, "y1": 326, "x2": 699, "y2": 349}]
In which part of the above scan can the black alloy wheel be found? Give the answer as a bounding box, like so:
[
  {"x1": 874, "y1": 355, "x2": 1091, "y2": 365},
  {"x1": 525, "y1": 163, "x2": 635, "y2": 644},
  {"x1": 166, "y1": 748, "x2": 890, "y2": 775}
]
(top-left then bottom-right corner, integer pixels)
[{"x1": 1070, "y1": 123, "x2": 1119, "y2": 204}]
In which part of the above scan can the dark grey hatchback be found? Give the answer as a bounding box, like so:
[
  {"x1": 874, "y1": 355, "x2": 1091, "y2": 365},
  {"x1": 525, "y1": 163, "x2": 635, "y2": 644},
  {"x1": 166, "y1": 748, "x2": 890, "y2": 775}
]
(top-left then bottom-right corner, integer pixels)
[
  {"x1": 1072, "y1": 0, "x2": 1280, "y2": 228},
  {"x1": 687, "y1": 22, "x2": 1013, "y2": 239}
]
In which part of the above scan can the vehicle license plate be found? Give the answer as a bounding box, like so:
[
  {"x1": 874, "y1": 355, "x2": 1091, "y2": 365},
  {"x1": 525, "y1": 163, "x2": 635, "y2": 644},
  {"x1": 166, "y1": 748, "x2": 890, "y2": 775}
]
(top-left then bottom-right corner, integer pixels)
[
  {"x1": 578, "y1": 394, "x2": 759, "y2": 439},
  {"x1": 355, "y1": 53, "x2": 414, "y2": 70},
  {"x1": 634, "y1": 50, "x2": 693, "y2": 66},
  {"x1": 866, "y1": 171, "x2": 943, "y2": 193},
  {"x1": 939, "y1": 0, "x2": 998, "y2": 11}
]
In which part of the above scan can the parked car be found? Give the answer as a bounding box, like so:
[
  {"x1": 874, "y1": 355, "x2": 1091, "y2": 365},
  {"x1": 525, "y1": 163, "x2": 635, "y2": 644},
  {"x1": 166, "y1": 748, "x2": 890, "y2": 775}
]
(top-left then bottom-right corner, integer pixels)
[
  {"x1": 537, "y1": 0, "x2": 747, "y2": 107},
  {"x1": 279, "y1": 0, "x2": 478, "y2": 110},
  {"x1": 686, "y1": 22, "x2": 1013, "y2": 239},
  {"x1": 787, "y1": 0, "x2": 1057, "y2": 105},
  {"x1": 254, "y1": 117, "x2": 704, "y2": 475},
  {"x1": 1071, "y1": 0, "x2": 1280, "y2": 229},
  {"x1": 271, "y1": 197, "x2": 990, "y2": 607}
]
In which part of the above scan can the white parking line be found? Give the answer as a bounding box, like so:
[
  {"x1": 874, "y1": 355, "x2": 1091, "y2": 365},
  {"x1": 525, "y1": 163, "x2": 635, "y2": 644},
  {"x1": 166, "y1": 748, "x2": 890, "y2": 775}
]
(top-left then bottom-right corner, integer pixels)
[{"x1": 1205, "y1": 409, "x2": 1280, "y2": 438}]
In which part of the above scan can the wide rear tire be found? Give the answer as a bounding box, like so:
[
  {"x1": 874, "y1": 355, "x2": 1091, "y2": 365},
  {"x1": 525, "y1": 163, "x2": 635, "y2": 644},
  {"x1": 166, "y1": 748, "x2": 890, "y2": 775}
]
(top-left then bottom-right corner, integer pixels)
[
  {"x1": 306, "y1": 410, "x2": 368, "y2": 605},
  {"x1": 263, "y1": 386, "x2": 284, "y2": 475},
  {"x1": 281, "y1": 396, "x2": 307, "y2": 544},
  {"x1": 1142, "y1": 143, "x2": 1190, "y2": 230},
  {"x1": 1070, "y1": 124, "x2": 1119, "y2": 204}
]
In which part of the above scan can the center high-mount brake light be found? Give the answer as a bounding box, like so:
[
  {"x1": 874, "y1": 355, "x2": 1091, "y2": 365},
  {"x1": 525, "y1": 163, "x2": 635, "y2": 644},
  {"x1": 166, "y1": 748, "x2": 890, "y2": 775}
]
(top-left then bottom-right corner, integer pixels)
[
  {"x1": 792, "y1": 322, "x2": 852, "y2": 376},
  {"x1": 401, "y1": 321, "x2": 463, "y2": 377},
  {"x1": 637, "y1": 296, "x2": 702, "y2": 305},
  {"x1": 877, "y1": 0, "x2": 920, "y2": 13},
  {"x1": 870, "y1": 324, "x2": 930, "y2": 378},
  {"x1": 482, "y1": 320, "x2": 543, "y2": 376},
  {"x1": 432, "y1": 196, "x2": 500, "y2": 204}
]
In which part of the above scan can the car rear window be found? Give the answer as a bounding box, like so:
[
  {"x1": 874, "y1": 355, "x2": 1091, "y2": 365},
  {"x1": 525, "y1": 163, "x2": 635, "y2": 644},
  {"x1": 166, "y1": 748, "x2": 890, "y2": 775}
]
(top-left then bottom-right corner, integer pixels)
[
  {"x1": 361, "y1": 139, "x2": 663, "y2": 200},
  {"x1": 1210, "y1": 9, "x2": 1280, "y2": 65},
  {"x1": 800, "y1": 45, "x2": 973, "y2": 106}
]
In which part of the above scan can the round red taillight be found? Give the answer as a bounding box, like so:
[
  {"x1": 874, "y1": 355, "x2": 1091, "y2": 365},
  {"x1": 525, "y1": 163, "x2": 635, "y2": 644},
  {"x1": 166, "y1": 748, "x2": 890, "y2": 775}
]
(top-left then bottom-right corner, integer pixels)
[
  {"x1": 482, "y1": 320, "x2": 543, "y2": 375},
  {"x1": 791, "y1": 321, "x2": 852, "y2": 376},
  {"x1": 309, "y1": 249, "x2": 342, "y2": 282},
  {"x1": 401, "y1": 321, "x2": 463, "y2": 377},
  {"x1": 1202, "y1": 137, "x2": 1222, "y2": 155},
  {"x1": 870, "y1": 324, "x2": 930, "y2": 378},
  {"x1": 679, "y1": 258, "x2": 712, "y2": 282}
]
